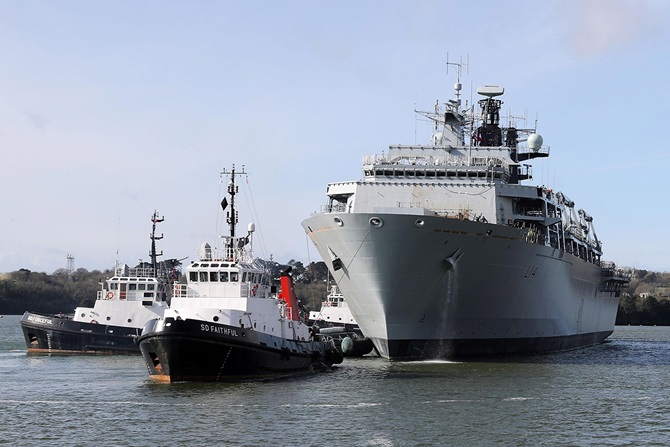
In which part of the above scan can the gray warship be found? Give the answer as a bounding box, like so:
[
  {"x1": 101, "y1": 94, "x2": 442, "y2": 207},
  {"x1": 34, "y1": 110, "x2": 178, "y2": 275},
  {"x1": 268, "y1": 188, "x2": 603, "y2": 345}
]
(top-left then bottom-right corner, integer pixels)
[{"x1": 302, "y1": 63, "x2": 629, "y2": 360}]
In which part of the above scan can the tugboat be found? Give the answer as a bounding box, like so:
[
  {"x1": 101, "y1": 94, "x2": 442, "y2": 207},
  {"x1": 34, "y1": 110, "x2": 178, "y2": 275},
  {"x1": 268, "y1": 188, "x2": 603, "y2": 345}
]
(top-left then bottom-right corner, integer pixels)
[
  {"x1": 138, "y1": 165, "x2": 343, "y2": 382},
  {"x1": 308, "y1": 284, "x2": 375, "y2": 357},
  {"x1": 20, "y1": 212, "x2": 182, "y2": 354}
]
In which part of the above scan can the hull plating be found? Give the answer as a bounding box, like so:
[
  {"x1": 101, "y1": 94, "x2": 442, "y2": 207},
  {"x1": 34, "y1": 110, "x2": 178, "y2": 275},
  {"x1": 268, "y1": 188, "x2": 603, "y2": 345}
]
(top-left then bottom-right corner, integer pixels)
[
  {"x1": 20, "y1": 312, "x2": 141, "y2": 354},
  {"x1": 303, "y1": 212, "x2": 620, "y2": 360},
  {"x1": 138, "y1": 318, "x2": 340, "y2": 382}
]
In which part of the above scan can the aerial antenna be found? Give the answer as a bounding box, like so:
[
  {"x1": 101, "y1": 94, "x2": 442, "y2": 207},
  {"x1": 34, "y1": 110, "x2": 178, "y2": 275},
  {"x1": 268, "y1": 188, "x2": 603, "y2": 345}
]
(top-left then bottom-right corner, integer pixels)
[
  {"x1": 220, "y1": 164, "x2": 247, "y2": 251},
  {"x1": 446, "y1": 53, "x2": 469, "y2": 111},
  {"x1": 149, "y1": 210, "x2": 164, "y2": 272}
]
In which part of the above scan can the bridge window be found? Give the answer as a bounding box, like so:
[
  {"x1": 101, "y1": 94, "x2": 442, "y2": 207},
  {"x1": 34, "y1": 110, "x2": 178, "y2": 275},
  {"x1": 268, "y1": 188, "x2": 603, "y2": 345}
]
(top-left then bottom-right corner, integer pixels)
[
  {"x1": 219, "y1": 272, "x2": 229, "y2": 282},
  {"x1": 189, "y1": 271, "x2": 198, "y2": 282},
  {"x1": 230, "y1": 272, "x2": 239, "y2": 282},
  {"x1": 209, "y1": 272, "x2": 218, "y2": 282},
  {"x1": 199, "y1": 271, "x2": 208, "y2": 282}
]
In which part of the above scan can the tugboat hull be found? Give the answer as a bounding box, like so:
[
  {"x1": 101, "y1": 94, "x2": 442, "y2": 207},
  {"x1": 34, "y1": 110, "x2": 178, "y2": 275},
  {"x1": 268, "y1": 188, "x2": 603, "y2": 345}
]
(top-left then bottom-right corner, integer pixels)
[
  {"x1": 20, "y1": 312, "x2": 141, "y2": 354},
  {"x1": 138, "y1": 317, "x2": 342, "y2": 382}
]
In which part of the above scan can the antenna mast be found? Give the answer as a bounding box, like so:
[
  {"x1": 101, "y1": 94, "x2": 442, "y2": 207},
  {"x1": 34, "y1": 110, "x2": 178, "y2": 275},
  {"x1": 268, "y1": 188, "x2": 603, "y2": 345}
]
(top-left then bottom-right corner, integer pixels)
[
  {"x1": 149, "y1": 211, "x2": 164, "y2": 272},
  {"x1": 220, "y1": 164, "x2": 247, "y2": 252}
]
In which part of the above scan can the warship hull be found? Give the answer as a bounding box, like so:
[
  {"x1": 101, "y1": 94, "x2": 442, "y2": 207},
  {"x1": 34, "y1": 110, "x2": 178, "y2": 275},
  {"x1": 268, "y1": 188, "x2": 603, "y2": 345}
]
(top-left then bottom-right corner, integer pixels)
[{"x1": 303, "y1": 212, "x2": 620, "y2": 360}]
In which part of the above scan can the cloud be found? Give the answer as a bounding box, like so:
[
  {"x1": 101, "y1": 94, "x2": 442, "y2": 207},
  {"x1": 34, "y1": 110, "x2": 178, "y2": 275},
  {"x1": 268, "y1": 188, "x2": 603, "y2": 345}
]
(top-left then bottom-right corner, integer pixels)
[
  {"x1": 570, "y1": 0, "x2": 661, "y2": 57},
  {"x1": 25, "y1": 111, "x2": 48, "y2": 130}
]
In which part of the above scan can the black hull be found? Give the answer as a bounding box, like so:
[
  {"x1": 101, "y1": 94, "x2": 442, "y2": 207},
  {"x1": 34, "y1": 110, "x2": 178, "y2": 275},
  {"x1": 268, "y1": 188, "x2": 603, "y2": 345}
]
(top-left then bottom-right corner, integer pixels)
[
  {"x1": 20, "y1": 312, "x2": 141, "y2": 355},
  {"x1": 138, "y1": 317, "x2": 343, "y2": 382},
  {"x1": 382, "y1": 330, "x2": 614, "y2": 360}
]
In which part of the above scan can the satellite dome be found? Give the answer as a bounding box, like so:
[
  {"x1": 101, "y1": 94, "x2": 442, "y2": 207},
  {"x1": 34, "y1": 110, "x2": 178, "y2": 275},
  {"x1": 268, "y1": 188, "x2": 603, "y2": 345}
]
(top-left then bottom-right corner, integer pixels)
[{"x1": 528, "y1": 133, "x2": 543, "y2": 151}]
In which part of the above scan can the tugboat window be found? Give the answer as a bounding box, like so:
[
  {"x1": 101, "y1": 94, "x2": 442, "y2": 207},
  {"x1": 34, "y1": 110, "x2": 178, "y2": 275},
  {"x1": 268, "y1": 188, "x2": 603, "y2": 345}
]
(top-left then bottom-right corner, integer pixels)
[
  {"x1": 219, "y1": 272, "x2": 229, "y2": 282},
  {"x1": 230, "y1": 272, "x2": 239, "y2": 282},
  {"x1": 209, "y1": 272, "x2": 218, "y2": 282},
  {"x1": 129, "y1": 284, "x2": 137, "y2": 291},
  {"x1": 242, "y1": 272, "x2": 247, "y2": 282},
  {"x1": 189, "y1": 272, "x2": 198, "y2": 282},
  {"x1": 147, "y1": 284, "x2": 155, "y2": 291},
  {"x1": 199, "y1": 271, "x2": 208, "y2": 282}
]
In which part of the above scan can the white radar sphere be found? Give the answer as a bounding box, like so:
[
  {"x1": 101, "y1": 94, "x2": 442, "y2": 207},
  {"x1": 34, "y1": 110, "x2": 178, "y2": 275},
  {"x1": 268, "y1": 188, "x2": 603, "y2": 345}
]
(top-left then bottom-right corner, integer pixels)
[{"x1": 528, "y1": 133, "x2": 543, "y2": 150}]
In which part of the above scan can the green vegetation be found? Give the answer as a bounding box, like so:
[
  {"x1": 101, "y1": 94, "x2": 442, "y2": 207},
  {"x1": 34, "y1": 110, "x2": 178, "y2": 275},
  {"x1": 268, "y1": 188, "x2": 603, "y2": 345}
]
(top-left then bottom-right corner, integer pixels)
[
  {"x1": 0, "y1": 268, "x2": 109, "y2": 315},
  {"x1": 615, "y1": 270, "x2": 670, "y2": 326},
  {"x1": 0, "y1": 261, "x2": 332, "y2": 316},
  {"x1": 3, "y1": 263, "x2": 669, "y2": 327}
]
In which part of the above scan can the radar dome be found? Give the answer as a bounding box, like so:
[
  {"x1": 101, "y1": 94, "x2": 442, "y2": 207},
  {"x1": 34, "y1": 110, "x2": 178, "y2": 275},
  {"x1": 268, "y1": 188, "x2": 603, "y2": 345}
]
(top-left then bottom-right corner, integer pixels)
[{"x1": 528, "y1": 133, "x2": 543, "y2": 151}]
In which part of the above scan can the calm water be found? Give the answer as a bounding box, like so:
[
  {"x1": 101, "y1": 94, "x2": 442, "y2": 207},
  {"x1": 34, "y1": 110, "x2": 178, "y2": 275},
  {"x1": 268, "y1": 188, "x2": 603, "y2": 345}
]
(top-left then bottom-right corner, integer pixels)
[{"x1": 2, "y1": 315, "x2": 670, "y2": 447}]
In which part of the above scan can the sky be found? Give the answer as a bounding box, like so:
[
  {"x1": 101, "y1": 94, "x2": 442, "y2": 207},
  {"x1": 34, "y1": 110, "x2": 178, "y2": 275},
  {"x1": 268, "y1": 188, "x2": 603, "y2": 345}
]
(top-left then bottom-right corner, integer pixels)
[{"x1": 1, "y1": 0, "x2": 669, "y2": 274}]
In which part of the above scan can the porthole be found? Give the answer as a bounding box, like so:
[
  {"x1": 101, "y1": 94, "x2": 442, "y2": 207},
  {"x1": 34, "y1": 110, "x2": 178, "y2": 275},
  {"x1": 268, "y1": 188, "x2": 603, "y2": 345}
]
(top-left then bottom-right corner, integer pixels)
[
  {"x1": 127, "y1": 319, "x2": 132, "y2": 323},
  {"x1": 415, "y1": 219, "x2": 425, "y2": 228},
  {"x1": 333, "y1": 216, "x2": 343, "y2": 227},
  {"x1": 213, "y1": 316, "x2": 219, "y2": 322},
  {"x1": 80, "y1": 313, "x2": 85, "y2": 318},
  {"x1": 369, "y1": 217, "x2": 383, "y2": 228},
  {"x1": 106, "y1": 316, "x2": 111, "y2": 321}
]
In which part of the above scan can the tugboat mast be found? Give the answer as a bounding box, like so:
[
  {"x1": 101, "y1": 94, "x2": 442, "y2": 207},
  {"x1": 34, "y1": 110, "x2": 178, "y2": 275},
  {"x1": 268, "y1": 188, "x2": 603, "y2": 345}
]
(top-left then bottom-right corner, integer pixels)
[
  {"x1": 149, "y1": 211, "x2": 164, "y2": 272},
  {"x1": 220, "y1": 164, "x2": 247, "y2": 253}
]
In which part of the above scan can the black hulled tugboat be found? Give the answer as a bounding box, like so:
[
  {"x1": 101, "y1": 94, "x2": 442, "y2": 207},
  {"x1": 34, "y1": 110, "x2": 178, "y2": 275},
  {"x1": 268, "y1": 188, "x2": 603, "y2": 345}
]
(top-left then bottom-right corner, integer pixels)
[
  {"x1": 138, "y1": 165, "x2": 342, "y2": 382},
  {"x1": 20, "y1": 212, "x2": 182, "y2": 354}
]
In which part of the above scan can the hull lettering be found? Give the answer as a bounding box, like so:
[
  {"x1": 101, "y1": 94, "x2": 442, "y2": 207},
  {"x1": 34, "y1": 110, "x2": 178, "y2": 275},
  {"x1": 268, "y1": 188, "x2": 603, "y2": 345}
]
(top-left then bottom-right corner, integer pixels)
[{"x1": 200, "y1": 324, "x2": 238, "y2": 337}]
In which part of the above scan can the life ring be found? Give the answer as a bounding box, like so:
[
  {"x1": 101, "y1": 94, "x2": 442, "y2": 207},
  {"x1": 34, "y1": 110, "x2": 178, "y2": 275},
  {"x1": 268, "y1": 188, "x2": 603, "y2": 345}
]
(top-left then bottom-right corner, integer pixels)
[
  {"x1": 251, "y1": 284, "x2": 258, "y2": 296},
  {"x1": 91, "y1": 320, "x2": 98, "y2": 324},
  {"x1": 105, "y1": 292, "x2": 113, "y2": 299}
]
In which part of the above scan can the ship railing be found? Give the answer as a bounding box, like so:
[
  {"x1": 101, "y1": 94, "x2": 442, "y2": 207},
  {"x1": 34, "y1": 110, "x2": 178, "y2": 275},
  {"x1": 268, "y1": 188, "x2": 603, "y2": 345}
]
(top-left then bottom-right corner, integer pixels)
[
  {"x1": 173, "y1": 283, "x2": 192, "y2": 298},
  {"x1": 128, "y1": 267, "x2": 157, "y2": 278},
  {"x1": 199, "y1": 246, "x2": 255, "y2": 264},
  {"x1": 517, "y1": 146, "x2": 550, "y2": 157},
  {"x1": 364, "y1": 153, "x2": 509, "y2": 169},
  {"x1": 601, "y1": 262, "x2": 633, "y2": 282},
  {"x1": 114, "y1": 265, "x2": 157, "y2": 278}
]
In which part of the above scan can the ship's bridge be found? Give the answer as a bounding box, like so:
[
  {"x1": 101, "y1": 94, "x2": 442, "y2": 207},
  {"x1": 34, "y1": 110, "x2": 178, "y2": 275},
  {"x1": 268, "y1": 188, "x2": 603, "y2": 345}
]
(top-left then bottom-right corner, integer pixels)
[
  {"x1": 100, "y1": 265, "x2": 166, "y2": 303},
  {"x1": 175, "y1": 260, "x2": 270, "y2": 299}
]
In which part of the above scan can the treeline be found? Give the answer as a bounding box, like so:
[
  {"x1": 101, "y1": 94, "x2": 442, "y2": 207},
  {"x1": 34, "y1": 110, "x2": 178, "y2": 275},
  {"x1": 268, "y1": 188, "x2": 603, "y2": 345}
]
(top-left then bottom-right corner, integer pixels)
[
  {"x1": 0, "y1": 268, "x2": 109, "y2": 315},
  {"x1": 0, "y1": 260, "x2": 332, "y2": 315},
  {"x1": 3, "y1": 263, "x2": 670, "y2": 326},
  {"x1": 616, "y1": 294, "x2": 670, "y2": 326}
]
